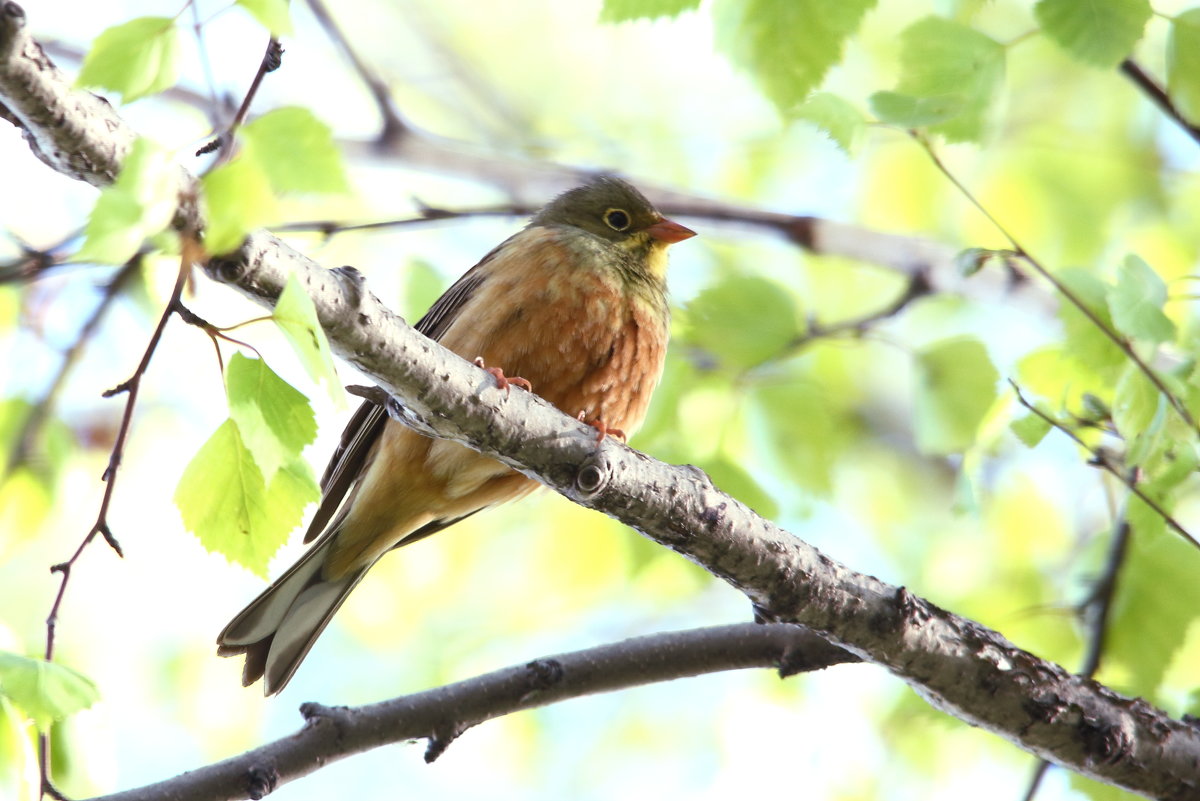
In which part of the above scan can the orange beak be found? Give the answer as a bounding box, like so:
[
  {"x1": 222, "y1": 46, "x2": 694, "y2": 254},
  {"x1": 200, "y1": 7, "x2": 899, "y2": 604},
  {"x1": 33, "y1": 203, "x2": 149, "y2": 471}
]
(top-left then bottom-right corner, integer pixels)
[{"x1": 644, "y1": 217, "x2": 696, "y2": 244}]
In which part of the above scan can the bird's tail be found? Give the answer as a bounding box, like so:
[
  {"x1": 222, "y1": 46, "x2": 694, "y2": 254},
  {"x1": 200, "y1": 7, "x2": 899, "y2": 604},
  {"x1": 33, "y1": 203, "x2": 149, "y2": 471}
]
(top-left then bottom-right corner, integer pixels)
[{"x1": 217, "y1": 535, "x2": 370, "y2": 695}]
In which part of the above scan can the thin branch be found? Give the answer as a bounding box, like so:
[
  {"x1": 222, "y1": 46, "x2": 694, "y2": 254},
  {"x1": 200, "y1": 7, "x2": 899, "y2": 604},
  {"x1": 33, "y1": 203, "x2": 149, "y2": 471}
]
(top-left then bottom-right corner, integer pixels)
[
  {"x1": 188, "y1": 0, "x2": 224, "y2": 131},
  {"x1": 5, "y1": 257, "x2": 140, "y2": 478},
  {"x1": 916, "y1": 133, "x2": 1198, "y2": 434},
  {"x1": 0, "y1": 233, "x2": 69, "y2": 283},
  {"x1": 173, "y1": 301, "x2": 265, "y2": 373},
  {"x1": 301, "y1": 0, "x2": 408, "y2": 144},
  {"x1": 274, "y1": 204, "x2": 538, "y2": 237},
  {"x1": 199, "y1": 37, "x2": 283, "y2": 159},
  {"x1": 38, "y1": 239, "x2": 195, "y2": 796},
  {"x1": 1119, "y1": 59, "x2": 1200, "y2": 148},
  {"x1": 230, "y1": 38, "x2": 282, "y2": 134},
  {"x1": 786, "y1": 272, "x2": 931, "y2": 352},
  {"x1": 83, "y1": 624, "x2": 853, "y2": 801},
  {"x1": 1008, "y1": 380, "x2": 1196, "y2": 547},
  {"x1": 1021, "y1": 516, "x2": 1133, "y2": 801}
]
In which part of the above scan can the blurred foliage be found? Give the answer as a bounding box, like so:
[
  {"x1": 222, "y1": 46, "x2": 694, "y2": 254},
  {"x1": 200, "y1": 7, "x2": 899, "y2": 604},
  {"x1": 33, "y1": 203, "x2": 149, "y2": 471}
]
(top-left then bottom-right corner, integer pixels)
[{"x1": 2, "y1": 0, "x2": 1200, "y2": 800}]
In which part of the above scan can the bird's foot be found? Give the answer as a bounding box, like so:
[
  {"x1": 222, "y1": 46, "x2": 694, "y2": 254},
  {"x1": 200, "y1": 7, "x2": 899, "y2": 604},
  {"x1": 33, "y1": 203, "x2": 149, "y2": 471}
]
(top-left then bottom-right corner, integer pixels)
[
  {"x1": 474, "y1": 357, "x2": 532, "y2": 394},
  {"x1": 578, "y1": 411, "x2": 626, "y2": 443}
]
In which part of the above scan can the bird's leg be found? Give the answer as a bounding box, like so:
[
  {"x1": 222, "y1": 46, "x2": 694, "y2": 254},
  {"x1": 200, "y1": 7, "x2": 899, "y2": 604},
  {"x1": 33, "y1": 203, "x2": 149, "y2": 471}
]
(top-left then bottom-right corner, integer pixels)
[
  {"x1": 474, "y1": 357, "x2": 532, "y2": 393},
  {"x1": 577, "y1": 411, "x2": 626, "y2": 443}
]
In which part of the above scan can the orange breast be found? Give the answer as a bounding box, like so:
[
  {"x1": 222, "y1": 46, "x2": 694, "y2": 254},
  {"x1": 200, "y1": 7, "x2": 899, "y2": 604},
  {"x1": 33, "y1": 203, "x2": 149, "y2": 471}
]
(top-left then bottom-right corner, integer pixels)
[{"x1": 438, "y1": 229, "x2": 670, "y2": 437}]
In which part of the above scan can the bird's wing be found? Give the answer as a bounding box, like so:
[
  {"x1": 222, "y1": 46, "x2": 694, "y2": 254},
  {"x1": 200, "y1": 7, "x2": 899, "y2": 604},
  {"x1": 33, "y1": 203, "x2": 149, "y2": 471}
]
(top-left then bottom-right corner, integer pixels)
[{"x1": 300, "y1": 239, "x2": 509, "y2": 544}]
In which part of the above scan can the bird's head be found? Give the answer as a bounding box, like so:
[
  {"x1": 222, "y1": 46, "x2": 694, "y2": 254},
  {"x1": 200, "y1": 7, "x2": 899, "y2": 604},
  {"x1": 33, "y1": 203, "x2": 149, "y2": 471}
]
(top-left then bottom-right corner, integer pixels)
[{"x1": 531, "y1": 175, "x2": 695, "y2": 283}]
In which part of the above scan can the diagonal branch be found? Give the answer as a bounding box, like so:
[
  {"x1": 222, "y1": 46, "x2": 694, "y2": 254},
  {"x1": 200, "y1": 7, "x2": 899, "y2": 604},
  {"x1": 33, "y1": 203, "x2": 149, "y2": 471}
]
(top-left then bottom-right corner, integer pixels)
[
  {"x1": 1120, "y1": 59, "x2": 1200, "y2": 148},
  {"x1": 1021, "y1": 514, "x2": 1134, "y2": 801},
  {"x1": 4, "y1": 7, "x2": 1200, "y2": 799},
  {"x1": 84, "y1": 623, "x2": 854, "y2": 801},
  {"x1": 201, "y1": 233, "x2": 1200, "y2": 800},
  {"x1": 4, "y1": 257, "x2": 138, "y2": 477},
  {"x1": 916, "y1": 133, "x2": 1198, "y2": 437},
  {"x1": 1009, "y1": 380, "x2": 1195, "y2": 547}
]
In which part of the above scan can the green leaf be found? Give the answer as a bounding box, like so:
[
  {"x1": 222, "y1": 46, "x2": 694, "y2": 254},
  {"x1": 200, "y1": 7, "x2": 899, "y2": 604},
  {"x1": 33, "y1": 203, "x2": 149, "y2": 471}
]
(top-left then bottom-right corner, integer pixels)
[
  {"x1": 698, "y1": 456, "x2": 778, "y2": 519},
  {"x1": 913, "y1": 337, "x2": 999, "y2": 454},
  {"x1": 683, "y1": 276, "x2": 797, "y2": 368},
  {"x1": 403, "y1": 259, "x2": 446, "y2": 321},
  {"x1": 77, "y1": 16, "x2": 181, "y2": 103},
  {"x1": 1107, "y1": 254, "x2": 1176, "y2": 345},
  {"x1": 1112, "y1": 363, "x2": 1160, "y2": 439},
  {"x1": 1056, "y1": 268, "x2": 1126, "y2": 376},
  {"x1": 0, "y1": 695, "x2": 36, "y2": 793},
  {"x1": 751, "y1": 376, "x2": 857, "y2": 495},
  {"x1": 1114, "y1": 364, "x2": 1167, "y2": 468},
  {"x1": 174, "y1": 419, "x2": 315, "y2": 575},
  {"x1": 0, "y1": 652, "x2": 98, "y2": 730},
  {"x1": 242, "y1": 107, "x2": 349, "y2": 194},
  {"x1": 1034, "y1": 0, "x2": 1151, "y2": 68},
  {"x1": 1168, "y1": 9, "x2": 1200, "y2": 123},
  {"x1": 226, "y1": 352, "x2": 317, "y2": 480},
  {"x1": 237, "y1": 0, "x2": 293, "y2": 35},
  {"x1": 273, "y1": 273, "x2": 343, "y2": 405},
  {"x1": 267, "y1": 458, "x2": 321, "y2": 528},
  {"x1": 1107, "y1": 525, "x2": 1200, "y2": 696},
  {"x1": 791, "y1": 92, "x2": 865, "y2": 152},
  {"x1": 599, "y1": 0, "x2": 700, "y2": 21},
  {"x1": 1010, "y1": 412, "x2": 1052, "y2": 447},
  {"x1": 869, "y1": 91, "x2": 966, "y2": 127},
  {"x1": 714, "y1": 0, "x2": 877, "y2": 113},
  {"x1": 200, "y1": 157, "x2": 276, "y2": 256},
  {"x1": 869, "y1": 16, "x2": 1005, "y2": 141},
  {"x1": 77, "y1": 138, "x2": 179, "y2": 265},
  {"x1": 175, "y1": 419, "x2": 270, "y2": 573}
]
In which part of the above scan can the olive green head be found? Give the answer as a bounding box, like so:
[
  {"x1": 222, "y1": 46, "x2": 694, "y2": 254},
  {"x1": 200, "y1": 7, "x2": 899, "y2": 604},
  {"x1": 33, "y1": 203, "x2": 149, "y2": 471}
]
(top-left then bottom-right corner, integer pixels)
[
  {"x1": 531, "y1": 175, "x2": 657, "y2": 242},
  {"x1": 531, "y1": 175, "x2": 695, "y2": 249}
]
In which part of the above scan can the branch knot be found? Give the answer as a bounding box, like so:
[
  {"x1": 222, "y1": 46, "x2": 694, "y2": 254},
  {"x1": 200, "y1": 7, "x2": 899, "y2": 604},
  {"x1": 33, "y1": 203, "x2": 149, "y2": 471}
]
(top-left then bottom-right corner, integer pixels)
[{"x1": 574, "y1": 454, "x2": 610, "y2": 497}]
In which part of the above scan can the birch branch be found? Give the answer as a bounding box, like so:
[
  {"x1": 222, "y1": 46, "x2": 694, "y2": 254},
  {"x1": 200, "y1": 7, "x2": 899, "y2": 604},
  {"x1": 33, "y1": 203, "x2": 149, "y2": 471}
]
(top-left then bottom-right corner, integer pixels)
[
  {"x1": 3, "y1": 6, "x2": 1198, "y2": 799},
  {"x1": 85, "y1": 624, "x2": 852, "y2": 801}
]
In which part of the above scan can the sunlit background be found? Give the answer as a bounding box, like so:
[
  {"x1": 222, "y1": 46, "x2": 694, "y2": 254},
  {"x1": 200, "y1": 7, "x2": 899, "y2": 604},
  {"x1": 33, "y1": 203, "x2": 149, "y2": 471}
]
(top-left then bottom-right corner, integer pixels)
[{"x1": 3, "y1": 1, "x2": 1200, "y2": 799}]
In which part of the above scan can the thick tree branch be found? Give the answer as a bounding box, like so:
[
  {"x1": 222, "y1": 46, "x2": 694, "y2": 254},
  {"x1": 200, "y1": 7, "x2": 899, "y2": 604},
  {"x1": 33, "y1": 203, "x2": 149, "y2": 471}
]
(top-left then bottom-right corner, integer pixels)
[
  {"x1": 85, "y1": 624, "x2": 853, "y2": 801},
  {"x1": 4, "y1": 7, "x2": 1200, "y2": 799},
  {"x1": 200, "y1": 232, "x2": 1200, "y2": 800},
  {"x1": 0, "y1": 1, "x2": 131, "y2": 187}
]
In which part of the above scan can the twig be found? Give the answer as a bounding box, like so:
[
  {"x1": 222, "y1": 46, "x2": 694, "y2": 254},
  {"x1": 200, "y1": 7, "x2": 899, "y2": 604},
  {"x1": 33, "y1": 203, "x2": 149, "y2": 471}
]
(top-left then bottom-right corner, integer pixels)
[
  {"x1": 38, "y1": 238, "x2": 196, "y2": 796},
  {"x1": 302, "y1": 0, "x2": 408, "y2": 144},
  {"x1": 0, "y1": 229, "x2": 84, "y2": 283},
  {"x1": 917, "y1": 133, "x2": 1197, "y2": 434},
  {"x1": 173, "y1": 302, "x2": 264, "y2": 375},
  {"x1": 81, "y1": 623, "x2": 853, "y2": 801},
  {"x1": 1119, "y1": 59, "x2": 1200, "y2": 148},
  {"x1": 1008, "y1": 380, "x2": 1196, "y2": 547},
  {"x1": 1021, "y1": 516, "x2": 1133, "y2": 801},
  {"x1": 198, "y1": 37, "x2": 283, "y2": 159},
  {"x1": 274, "y1": 204, "x2": 536, "y2": 238},
  {"x1": 786, "y1": 272, "x2": 931, "y2": 351},
  {"x1": 188, "y1": 0, "x2": 224, "y2": 131},
  {"x1": 5, "y1": 257, "x2": 140, "y2": 478}
]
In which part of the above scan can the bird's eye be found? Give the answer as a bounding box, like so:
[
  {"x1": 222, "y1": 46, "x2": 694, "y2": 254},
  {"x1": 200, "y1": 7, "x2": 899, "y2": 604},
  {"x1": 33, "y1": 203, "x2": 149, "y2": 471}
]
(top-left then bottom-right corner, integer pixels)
[{"x1": 603, "y1": 208, "x2": 631, "y2": 231}]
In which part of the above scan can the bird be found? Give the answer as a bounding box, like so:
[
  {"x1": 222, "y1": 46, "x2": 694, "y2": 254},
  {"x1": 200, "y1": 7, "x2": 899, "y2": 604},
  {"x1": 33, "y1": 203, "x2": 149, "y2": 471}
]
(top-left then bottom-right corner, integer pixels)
[{"x1": 216, "y1": 175, "x2": 696, "y2": 694}]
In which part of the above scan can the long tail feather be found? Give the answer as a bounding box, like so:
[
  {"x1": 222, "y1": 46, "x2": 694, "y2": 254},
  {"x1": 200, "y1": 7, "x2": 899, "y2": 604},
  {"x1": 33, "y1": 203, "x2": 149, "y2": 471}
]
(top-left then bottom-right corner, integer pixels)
[{"x1": 217, "y1": 536, "x2": 370, "y2": 695}]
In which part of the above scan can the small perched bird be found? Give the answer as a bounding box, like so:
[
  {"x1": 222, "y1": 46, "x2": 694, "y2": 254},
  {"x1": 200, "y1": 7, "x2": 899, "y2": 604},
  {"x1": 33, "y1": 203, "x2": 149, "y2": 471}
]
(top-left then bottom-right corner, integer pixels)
[{"x1": 217, "y1": 176, "x2": 696, "y2": 694}]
